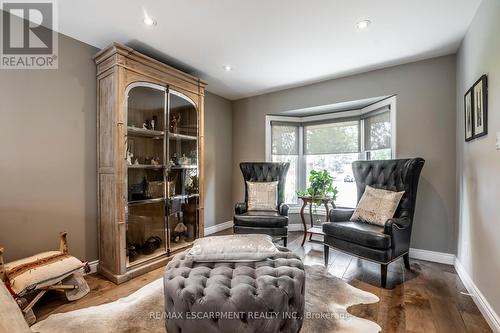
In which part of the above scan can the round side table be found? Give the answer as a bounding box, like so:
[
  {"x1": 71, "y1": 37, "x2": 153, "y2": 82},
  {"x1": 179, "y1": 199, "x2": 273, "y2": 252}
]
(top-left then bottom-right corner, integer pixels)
[{"x1": 298, "y1": 196, "x2": 334, "y2": 246}]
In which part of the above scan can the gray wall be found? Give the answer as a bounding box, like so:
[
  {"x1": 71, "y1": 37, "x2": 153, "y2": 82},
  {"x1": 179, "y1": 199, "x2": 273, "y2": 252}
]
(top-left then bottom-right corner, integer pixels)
[
  {"x1": 232, "y1": 55, "x2": 457, "y2": 253},
  {"x1": 456, "y1": 0, "x2": 500, "y2": 318},
  {"x1": 0, "y1": 27, "x2": 233, "y2": 261},
  {"x1": 204, "y1": 93, "x2": 233, "y2": 227},
  {"x1": 0, "y1": 33, "x2": 98, "y2": 262}
]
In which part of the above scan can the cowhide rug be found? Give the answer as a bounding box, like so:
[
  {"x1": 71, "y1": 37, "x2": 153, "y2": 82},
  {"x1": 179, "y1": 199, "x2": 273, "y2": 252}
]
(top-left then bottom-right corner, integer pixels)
[{"x1": 31, "y1": 265, "x2": 381, "y2": 333}]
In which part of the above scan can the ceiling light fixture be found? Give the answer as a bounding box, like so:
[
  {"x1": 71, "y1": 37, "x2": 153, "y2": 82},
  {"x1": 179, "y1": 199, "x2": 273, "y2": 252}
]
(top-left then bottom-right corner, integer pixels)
[
  {"x1": 143, "y1": 13, "x2": 157, "y2": 26},
  {"x1": 356, "y1": 20, "x2": 371, "y2": 30},
  {"x1": 223, "y1": 65, "x2": 232, "y2": 71}
]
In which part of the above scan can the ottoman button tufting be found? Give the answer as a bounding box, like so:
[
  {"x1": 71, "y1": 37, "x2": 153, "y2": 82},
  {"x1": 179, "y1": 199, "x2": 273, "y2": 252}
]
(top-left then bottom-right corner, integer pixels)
[{"x1": 164, "y1": 249, "x2": 305, "y2": 333}]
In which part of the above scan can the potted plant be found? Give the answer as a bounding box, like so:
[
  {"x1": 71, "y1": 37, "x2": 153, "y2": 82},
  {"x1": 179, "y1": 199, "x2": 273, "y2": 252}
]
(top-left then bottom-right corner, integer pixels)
[{"x1": 297, "y1": 169, "x2": 338, "y2": 223}]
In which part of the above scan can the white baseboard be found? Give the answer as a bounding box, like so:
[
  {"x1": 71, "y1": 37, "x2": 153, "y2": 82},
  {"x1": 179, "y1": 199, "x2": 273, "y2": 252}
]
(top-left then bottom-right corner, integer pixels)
[
  {"x1": 289, "y1": 225, "x2": 455, "y2": 265},
  {"x1": 288, "y1": 224, "x2": 304, "y2": 232},
  {"x1": 204, "y1": 220, "x2": 234, "y2": 235},
  {"x1": 408, "y1": 248, "x2": 456, "y2": 265},
  {"x1": 455, "y1": 258, "x2": 500, "y2": 333}
]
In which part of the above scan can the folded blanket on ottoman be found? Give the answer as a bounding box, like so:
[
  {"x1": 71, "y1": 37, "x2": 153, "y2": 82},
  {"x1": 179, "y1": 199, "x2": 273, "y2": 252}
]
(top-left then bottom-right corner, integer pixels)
[{"x1": 164, "y1": 244, "x2": 305, "y2": 333}]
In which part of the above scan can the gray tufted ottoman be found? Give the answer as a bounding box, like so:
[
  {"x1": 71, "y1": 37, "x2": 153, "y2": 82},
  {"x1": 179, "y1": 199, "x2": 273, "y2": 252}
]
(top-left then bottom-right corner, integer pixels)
[{"x1": 163, "y1": 246, "x2": 305, "y2": 333}]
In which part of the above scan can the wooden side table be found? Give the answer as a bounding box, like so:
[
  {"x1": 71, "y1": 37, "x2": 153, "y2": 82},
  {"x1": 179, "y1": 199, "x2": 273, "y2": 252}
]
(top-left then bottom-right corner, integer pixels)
[{"x1": 298, "y1": 196, "x2": 334, "y2": 246}]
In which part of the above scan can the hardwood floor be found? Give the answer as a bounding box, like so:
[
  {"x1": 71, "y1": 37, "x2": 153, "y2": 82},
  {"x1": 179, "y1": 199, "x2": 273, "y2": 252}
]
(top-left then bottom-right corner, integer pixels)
[{"x1": 34, "y1": 230, "x2": 492, "y2": 333}]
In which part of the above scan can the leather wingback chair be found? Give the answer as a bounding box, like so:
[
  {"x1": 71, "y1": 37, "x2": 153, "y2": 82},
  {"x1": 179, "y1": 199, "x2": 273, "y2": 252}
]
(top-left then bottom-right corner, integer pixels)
[
  {"x1": 323, "y1": 158, "x2": 425, "y2": 287},
  {"x1": 233, "y1": 162, "x2": 290, "y2": 246}
]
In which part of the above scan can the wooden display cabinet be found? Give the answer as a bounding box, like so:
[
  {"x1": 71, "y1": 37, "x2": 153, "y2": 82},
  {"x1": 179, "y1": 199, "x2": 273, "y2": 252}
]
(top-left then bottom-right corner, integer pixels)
[{"x1": 94, "y1": 43, "x2": 206, "y2": 283}]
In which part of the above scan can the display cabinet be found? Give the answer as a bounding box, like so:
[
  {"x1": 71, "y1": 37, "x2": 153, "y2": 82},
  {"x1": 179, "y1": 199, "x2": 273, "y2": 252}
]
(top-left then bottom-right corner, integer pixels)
[{"x1": 94, "y1": 43, "x2": 206, "y2": 283}]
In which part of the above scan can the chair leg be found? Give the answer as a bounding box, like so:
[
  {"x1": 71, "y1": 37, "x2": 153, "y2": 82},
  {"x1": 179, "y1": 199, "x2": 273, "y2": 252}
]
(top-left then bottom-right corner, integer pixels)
[
  {"x1": 381, "y1": 264, "x2": 388, "y2": 288},
  {"x1": 324, "y1": 244, "x2": 329, "y2": 266},
  {"x1": 282, "y1": 237, "x2": 287, "y2": 247},
  {"x1": 403, "y1": 253, "x2": 410, "y2": 270}
]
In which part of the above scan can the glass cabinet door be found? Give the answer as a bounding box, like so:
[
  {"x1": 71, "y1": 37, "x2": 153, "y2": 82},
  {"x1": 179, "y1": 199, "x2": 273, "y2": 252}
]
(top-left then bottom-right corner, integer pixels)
[
  {"x1": 167, "y1": 91, "x2": 199, "y2": 252},
  {"x1": 125, "y1": 84, "x2": 167, "y2": 266}
]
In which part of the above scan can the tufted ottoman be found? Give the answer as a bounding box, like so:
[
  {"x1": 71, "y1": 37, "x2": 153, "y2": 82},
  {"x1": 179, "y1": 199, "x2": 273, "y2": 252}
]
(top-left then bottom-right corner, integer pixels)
[{"x1": 163, "y1": 246, "x2": 305, "y2": 333}]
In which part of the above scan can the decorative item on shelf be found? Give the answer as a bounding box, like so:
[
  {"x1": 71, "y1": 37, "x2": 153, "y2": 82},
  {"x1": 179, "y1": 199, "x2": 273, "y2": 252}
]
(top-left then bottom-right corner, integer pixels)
[
  {"x1": 172, "y1": 222, "x2": 188, "y2": 243},
  {"x1": 170, "y1": 113, "x2": 181, "y2": 133},
  {"x1": 126, "y1": 150, "x2": 134, "y2": 165},
  {"x1": 150, "y1": 156, "x2": 160, "y2": 166},
  {"x1": 189, "y1": 150, "x2": 197, "y2": 164},
  {"x1": 168, "y1": 180, "x2": 176, "y2": 197},
  {"x1": 128, "y1": 176, "x2": 151, "y2": 201},
  {"x1": 151, "y1": 116, "x2": 158, "y2": 131},
  {"x1": 142, "y1": 121, "x2": 148, "y2": 130},
  {"x1": 126, "y1": 243, "x2": 140, "y2": 261},
  {"x1": 171, "y1": 153, "x2": 178, "y2": 165},
  {"x1": 149, "y1": 181, "x2": 164, "y2": 198},
  {"x1": 178, "y1": 154, "x2": 190, "y2": 165},
  {"x1": 133, "y1": 158, "x2": 140, "y2": 165},
  {"x1": 186, "y1": 175, "x2": 199, "y2": 195},
  {"x1": 141, "y1": 236, "x2": 162, "y2": 255}
]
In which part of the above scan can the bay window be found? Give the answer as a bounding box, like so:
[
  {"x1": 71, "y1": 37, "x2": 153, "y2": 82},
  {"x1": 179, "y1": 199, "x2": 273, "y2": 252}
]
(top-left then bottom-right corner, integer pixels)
[{"x1": 267, "y1": 97, "x2": 395, "y2": 208}]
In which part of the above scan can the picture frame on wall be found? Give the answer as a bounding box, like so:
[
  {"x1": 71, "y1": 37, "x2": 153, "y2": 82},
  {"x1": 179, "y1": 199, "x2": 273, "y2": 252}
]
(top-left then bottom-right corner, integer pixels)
[
  {"x1": 472, "y1": 74, "x2": 488, "y2": 139},
  {"x1": 464, "y1": 88, "x2": 474, "y2": 141}
]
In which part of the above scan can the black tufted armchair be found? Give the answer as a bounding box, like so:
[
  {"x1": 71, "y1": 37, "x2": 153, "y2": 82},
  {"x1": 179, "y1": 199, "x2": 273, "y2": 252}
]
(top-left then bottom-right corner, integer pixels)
[
  {"x1": 233, "y1": 162, "x2": 290, "y2": 246},
  {"x1": 323, "y1": 158, "x2": 425, "y2": 288}
]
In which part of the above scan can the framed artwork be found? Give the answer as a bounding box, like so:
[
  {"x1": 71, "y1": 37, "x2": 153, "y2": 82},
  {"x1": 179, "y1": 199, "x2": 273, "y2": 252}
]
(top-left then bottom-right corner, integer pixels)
[
  {"x1": 464, "y1": 88, "x2": 474, "y2": 141},
  {"x1": 473, "y1": 75, "x2": 488, "y2": 139}
]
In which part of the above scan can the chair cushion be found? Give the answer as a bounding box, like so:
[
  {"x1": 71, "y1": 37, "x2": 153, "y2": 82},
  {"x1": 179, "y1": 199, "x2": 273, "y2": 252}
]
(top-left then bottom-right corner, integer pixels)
[
  {"x1": 323, "y1": 221, "x2": 391, "y2": 250},
  {"x1": 234, "y1": 211, "x2": 288, "y2": 227}
]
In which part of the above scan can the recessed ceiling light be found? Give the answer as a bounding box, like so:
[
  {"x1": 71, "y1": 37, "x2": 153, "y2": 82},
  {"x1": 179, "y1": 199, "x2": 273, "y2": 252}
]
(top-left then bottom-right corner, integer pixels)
[
  {"x1": 143, "y1": 14, "x2": 157, "y2": 26},
  {"x1": 223, "y1": 65, "x2": 232, "y2": 71},
  {"x1": 356, "y1": 20, "x2": 371, "y2": 30}
]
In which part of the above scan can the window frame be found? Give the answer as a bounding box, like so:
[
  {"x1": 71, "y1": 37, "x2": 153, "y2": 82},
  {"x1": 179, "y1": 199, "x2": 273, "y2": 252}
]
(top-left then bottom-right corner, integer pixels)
[{"x1": 265, "y1": 96, "x2": 397, "y2": 211}]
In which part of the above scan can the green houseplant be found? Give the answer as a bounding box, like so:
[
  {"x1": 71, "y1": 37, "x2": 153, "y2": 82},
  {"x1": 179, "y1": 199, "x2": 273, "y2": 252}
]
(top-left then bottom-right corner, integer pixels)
[
  {"x1": 297, "y1": 169, "x2": 338, "y2": 224},
  {"x1": 298, "y1": 169, "x2": 338, "y2": 201}
]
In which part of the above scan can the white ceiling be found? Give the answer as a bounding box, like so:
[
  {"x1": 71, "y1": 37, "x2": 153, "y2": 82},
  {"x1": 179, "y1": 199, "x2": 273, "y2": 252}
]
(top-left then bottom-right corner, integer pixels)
[{"x1": 57, "y1": 0, "x2": 481, "y2": 100}]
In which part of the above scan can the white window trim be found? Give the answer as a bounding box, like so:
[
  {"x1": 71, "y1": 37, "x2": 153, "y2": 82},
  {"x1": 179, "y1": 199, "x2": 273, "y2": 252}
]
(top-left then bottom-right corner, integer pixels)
[{"x1": 265, "y1": 96, "x2": 397, "y2": 213}]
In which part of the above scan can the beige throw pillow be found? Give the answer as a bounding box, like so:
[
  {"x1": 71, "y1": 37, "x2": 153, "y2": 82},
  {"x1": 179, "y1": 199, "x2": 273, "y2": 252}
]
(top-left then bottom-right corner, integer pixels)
[
  {"x1": 351, "y1": 185, "x2": 405, "y2": 226},
  {"x1": 247, "y1": 181, "x2": 278, "y2": 211}
]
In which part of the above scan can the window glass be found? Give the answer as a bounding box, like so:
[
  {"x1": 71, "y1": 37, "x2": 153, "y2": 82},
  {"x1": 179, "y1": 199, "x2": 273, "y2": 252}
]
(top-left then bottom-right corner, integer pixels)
[
  {"x1": 304, "y1": 120, "x2": 359, "y2": 155},
  {"x1": 272, "y1": 124, "x2": 299, "y2": 155},
  {"x1": 271, "y1": 123, "x2": 299, "y2": 204},
  {"x1": 272, "y1": 155, "x2": 298, "y2": 204},
  {"x1": 305, "y1": 153, "x2": 360, "y2": 207}
]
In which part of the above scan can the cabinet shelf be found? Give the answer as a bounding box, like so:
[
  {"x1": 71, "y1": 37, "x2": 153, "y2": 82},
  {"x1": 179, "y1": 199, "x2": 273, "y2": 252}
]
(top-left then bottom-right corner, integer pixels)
[
  {"x1": 169, "y1": 133, "x2": 197, "y2": 141},
  {"x1": 127, "y1": 247, "x2": 167, "y2": 268},
  {"x1": 171, "y1": 165, "x2": 197, "y2": 170},
  {"x1": 127, "y1": 126, "x2": 164, "y2": 138},
  {"x1": 128, "y1": 197, "x2": 165, "y2": 206},
  {"x1": 128, "y1": 164, "x2": 164, "y2": 170},
  {"x1": 168, "y1": 194, "x2": 199, "y2": 202},
  {"x1": 169, "y1": 240, "x2": 193, "y2": 253}
]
